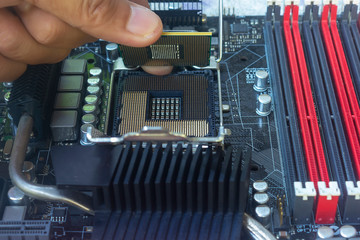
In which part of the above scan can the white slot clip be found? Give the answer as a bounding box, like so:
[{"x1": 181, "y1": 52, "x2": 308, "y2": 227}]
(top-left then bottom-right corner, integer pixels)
[
  {"x1": 345, "y1": 181, "x2": 360, "y2": 200},
  {"x1": 318, "y1": 181, "x2": 341, "y2": 200},
  {"x1": 294, "y1": 182, "x2": 317, "y2": 200}
]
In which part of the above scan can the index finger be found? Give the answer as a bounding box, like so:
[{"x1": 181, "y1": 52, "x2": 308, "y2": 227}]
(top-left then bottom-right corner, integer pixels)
[{"x1": 23, "y1": 0, "x2": 163, "y2": 47}]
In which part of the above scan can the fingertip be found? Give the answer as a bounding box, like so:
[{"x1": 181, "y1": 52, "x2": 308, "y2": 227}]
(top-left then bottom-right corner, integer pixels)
[{"x1": 142, "y1": 66, "x2": 173, "y2": 76}]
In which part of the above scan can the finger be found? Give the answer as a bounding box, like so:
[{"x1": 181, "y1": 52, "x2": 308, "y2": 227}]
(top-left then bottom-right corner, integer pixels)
[
  {"x1": 15, "y1": 6, "x2": 96, "y2": 49},
  {"x1": 0, "y1": 55, "x2": 27, "y2": 82},
  {"x1": 142, "y1": 66, "x2": 173, "y2": 76},
  {"x1": 130, "y1": 0, "x2": 149, "y2": 8},
  {"x1": 24, "y1": 0, "x2": 163, "y2": 47},
  {"x1": 0, "y1": 8, "x2": 70, "y2": 64},
  {"x1": 0, "y1": 0, "x2": 21, "y2": 7}
]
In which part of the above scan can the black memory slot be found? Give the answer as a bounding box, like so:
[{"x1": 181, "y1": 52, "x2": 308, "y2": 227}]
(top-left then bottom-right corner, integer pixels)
[
  {"x1": 264, "y1": 6, "x2": 296, "y2": 191},
  {"x1": 273, "y1": 6, "x2": 308, "y2": 182},
  {"x1": 264, "y1": 6, "x2": 305, "y2": 204},
  {"x1": 302, "y1": 5, "x2": 347, "y2": 203},
  {"x1": 341, "y1": 4, "x2": 360, "y2": 96},
  {"x1": 350, "y1": 5, "x2": 360, "y2": 68},
  {"x1": 310, "y1": 5, "x2": 356, "y2": 183}
]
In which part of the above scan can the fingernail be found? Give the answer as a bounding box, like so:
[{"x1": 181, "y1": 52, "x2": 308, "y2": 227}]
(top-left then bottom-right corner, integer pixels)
[{"x1": 126, "y1": 5, "x2": 161, "y2": 38}]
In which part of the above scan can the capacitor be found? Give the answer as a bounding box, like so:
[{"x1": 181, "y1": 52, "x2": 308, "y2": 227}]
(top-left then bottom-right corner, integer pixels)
[
  {"x1": 222, "y1": 104, "x2": 230, "y2": 113},
  {"x1": 253, "y1": 70, "x2": 268, "y2": 92},
  {"x1": 256, "y1": 94, "x2": 272, "y2": 116},
  {"x1": 3, "y1": 139, "x2": 13, "y2": 160},
  {"x1": 317, "y1": 226, "x2": 334, "y2": 239},
  {"x1": 4, "y1": 91, "x2": 10, "y2": 102},
  {"x1": 84, "y1": 95, "x2": 100, "y2": 106},
  {"x1": 81, "y1": 114, "x2": 97, "y2": 125},
  {"x1": 3, "y1": 82, "x2": 13, "y2": 88},
  {"x1": 339, "y1": 225, "x2": 357, "y2": 238},
  {"x1": 255, "y1": 205, "x2": 271, "y2": 229},
  {"x1": 253, "y1": 192, "x2": 269, "y2": 205},
  {"x1": 8, "y1": 186, "x2": 27, "y2": 206},
  {"x1": 86, "y1": 85, "x2": 101, "y2": 96},
  {"x1": 87, "y1": 76, "x2": 101, "y2": 86},
  {"x1": 106, "y1": 43, "x2": 119, "y2": 62},
  {"x1": 253, "y1": 180, "x2": 268, "y2": 192},
  {"x1": 22, "y1": 161, "x2": 36, "y2": 182},
  {"x1": 82, "y1": 104, "x2": 99, "y2": 115},
  {"x1": 80, "y1": 124, "x2": 95, "y2": 146},
  {"x1": 89, "y1": 67, "x2": 102, "y2": 76}
]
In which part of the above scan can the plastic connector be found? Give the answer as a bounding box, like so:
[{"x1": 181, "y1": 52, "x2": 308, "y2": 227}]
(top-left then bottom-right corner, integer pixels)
[
  {"x1": 343, "y1": 181, "x2": 360, "y2": 223},
  {"x1": 293, "y1": 182, "x2": 316, "y2": 223},
  {"x1": 0, "y1": 220, "x2": 51, "y2": 240},
  {"x1": 315, "y1": 181, "x2": 340, "y2": 224}
]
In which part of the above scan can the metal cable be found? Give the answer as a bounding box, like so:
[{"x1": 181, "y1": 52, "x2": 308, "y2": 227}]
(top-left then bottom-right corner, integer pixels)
[
  {"x1": 243, "y1": 213, "x2": 277, "y2": 240},
  {"x1": 9, "y1": 113, "x2": 94, "y2": 215}
]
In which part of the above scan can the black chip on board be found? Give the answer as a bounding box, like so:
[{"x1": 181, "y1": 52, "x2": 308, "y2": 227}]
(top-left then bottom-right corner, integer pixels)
[{"x1": 233, "y1": 23, "x2": 249, "y2": 33}]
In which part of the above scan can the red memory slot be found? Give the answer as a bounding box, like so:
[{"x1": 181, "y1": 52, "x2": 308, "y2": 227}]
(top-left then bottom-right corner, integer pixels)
[
  {"x1": 285, "y1": 5, "x2": 338, "y2": 224},
  {"x1": 330, "y1": 5, "x2": 360, "y2": 136},
  {"x1": 283, "y1": 6, "x2": 319, "y2": 185},
  {"x1": 321, "y1": 5, "x2": 360, "y2": 178},
  {"x1": 292, "y1": 6, "x2": 330, "y2": 183}
]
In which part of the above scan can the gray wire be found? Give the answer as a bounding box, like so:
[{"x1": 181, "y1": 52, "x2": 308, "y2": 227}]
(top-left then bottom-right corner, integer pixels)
[
  {"x1": 243, "y1": 213, "x2": 277, "y2": 240},
  {"x1": 9, "y1": 113, "x2": 94, "y2": 215}
]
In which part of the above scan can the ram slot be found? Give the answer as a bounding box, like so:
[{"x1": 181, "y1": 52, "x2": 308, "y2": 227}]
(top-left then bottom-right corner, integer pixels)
[
  {"x1": 265, "y1": 5, "x2": 313, "y2": 224},
  {"x1": 303, "y1": 5, "x2": 358, "y2": 223},
  {"x1": 320, "y1": 4, "x2": 360, "y2": 223},
  {"x1": 341, "y1": 5, "x2": 360, "y2": 95},
  {"x1": 284, "y1": 5, "x2": 340, "y2": 224},
  {"x1": 321, "y1": 5, "x2": 360, "y2": 178}
]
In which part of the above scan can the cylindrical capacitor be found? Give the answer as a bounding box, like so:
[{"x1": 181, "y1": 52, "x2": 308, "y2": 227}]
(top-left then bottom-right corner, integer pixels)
[
  {"x1": 4, "y1": 92, "x2": 10, "y2": 102},
  {"x1": 253, "y1": 70, "x2": 269, "y2": 92},
  {"x1": 8, "y1": 186, "x2": 27, "y2": 205},
  {"x1": 89, "y1": 67, "x2": 102, "y2": 76},
  {"x1": 22, "y1": 161, "x2": 36, "y2": 182},
  {"x1": 85, "y1": 94, "x2": 100, "y2": 106},
  {"x1": 106, "y1": 43, "x2": 119, "y2": 62},
  {"x1": 82, "y1": 104, "x2": 100, "y2": 115},
  {"x1": 253, "y1": 180, "x2": 268, "y2": 192},
  {"x1": 253, "y1": 192, "x2": 269, "y2": 205},
  {"x1": 87, "y1": 76, "x2": 101, "y2": 86},
  {"x1": 317, "y1": 226, "x2": 334, "y2": 239},
  {"x1": 80, "y1": 124, "x2": 95, "y2": 146},
  {"x1": 87, "y1": 85, "x2": 102, "y2": 96},
  {"x1": 3, "y1": 82, "x2": 13, "y2": 88},
  {"x1": 255, "y1": 205, "x2": 271, "y2": 229},
  {"x1": 256, "y1": 94, "x2": 272, "y2": 116},
  {"x1": 82, "y1": 114, "x2": 97, "y2": 125},
  {"x1": 339, "y1": 225, "x2": 357, "y2": 238}
]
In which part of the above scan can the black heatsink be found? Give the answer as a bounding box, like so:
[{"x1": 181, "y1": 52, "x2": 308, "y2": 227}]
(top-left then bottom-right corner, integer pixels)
[
  {"x1": 8, "y1": 64, "x2": 61, "y2": 140},
  {"x1": 51, "y1": 143, "x2": 251, "y2": 239}
]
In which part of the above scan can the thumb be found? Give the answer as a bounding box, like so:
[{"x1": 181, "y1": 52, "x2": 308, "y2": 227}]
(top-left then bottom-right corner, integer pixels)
[{"x1": 23, "y1": 0, "x2": 163, "y2": 47}]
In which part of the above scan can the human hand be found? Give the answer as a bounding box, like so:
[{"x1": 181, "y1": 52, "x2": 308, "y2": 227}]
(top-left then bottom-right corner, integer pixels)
[{"x1": 0, "y1": 0, "x2": 173, "y2": 82}]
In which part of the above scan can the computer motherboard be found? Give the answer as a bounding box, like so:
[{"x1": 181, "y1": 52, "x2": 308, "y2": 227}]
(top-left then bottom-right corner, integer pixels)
[{"x1": 1, "y1": 1, "x2": 360, "y2": 240}]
